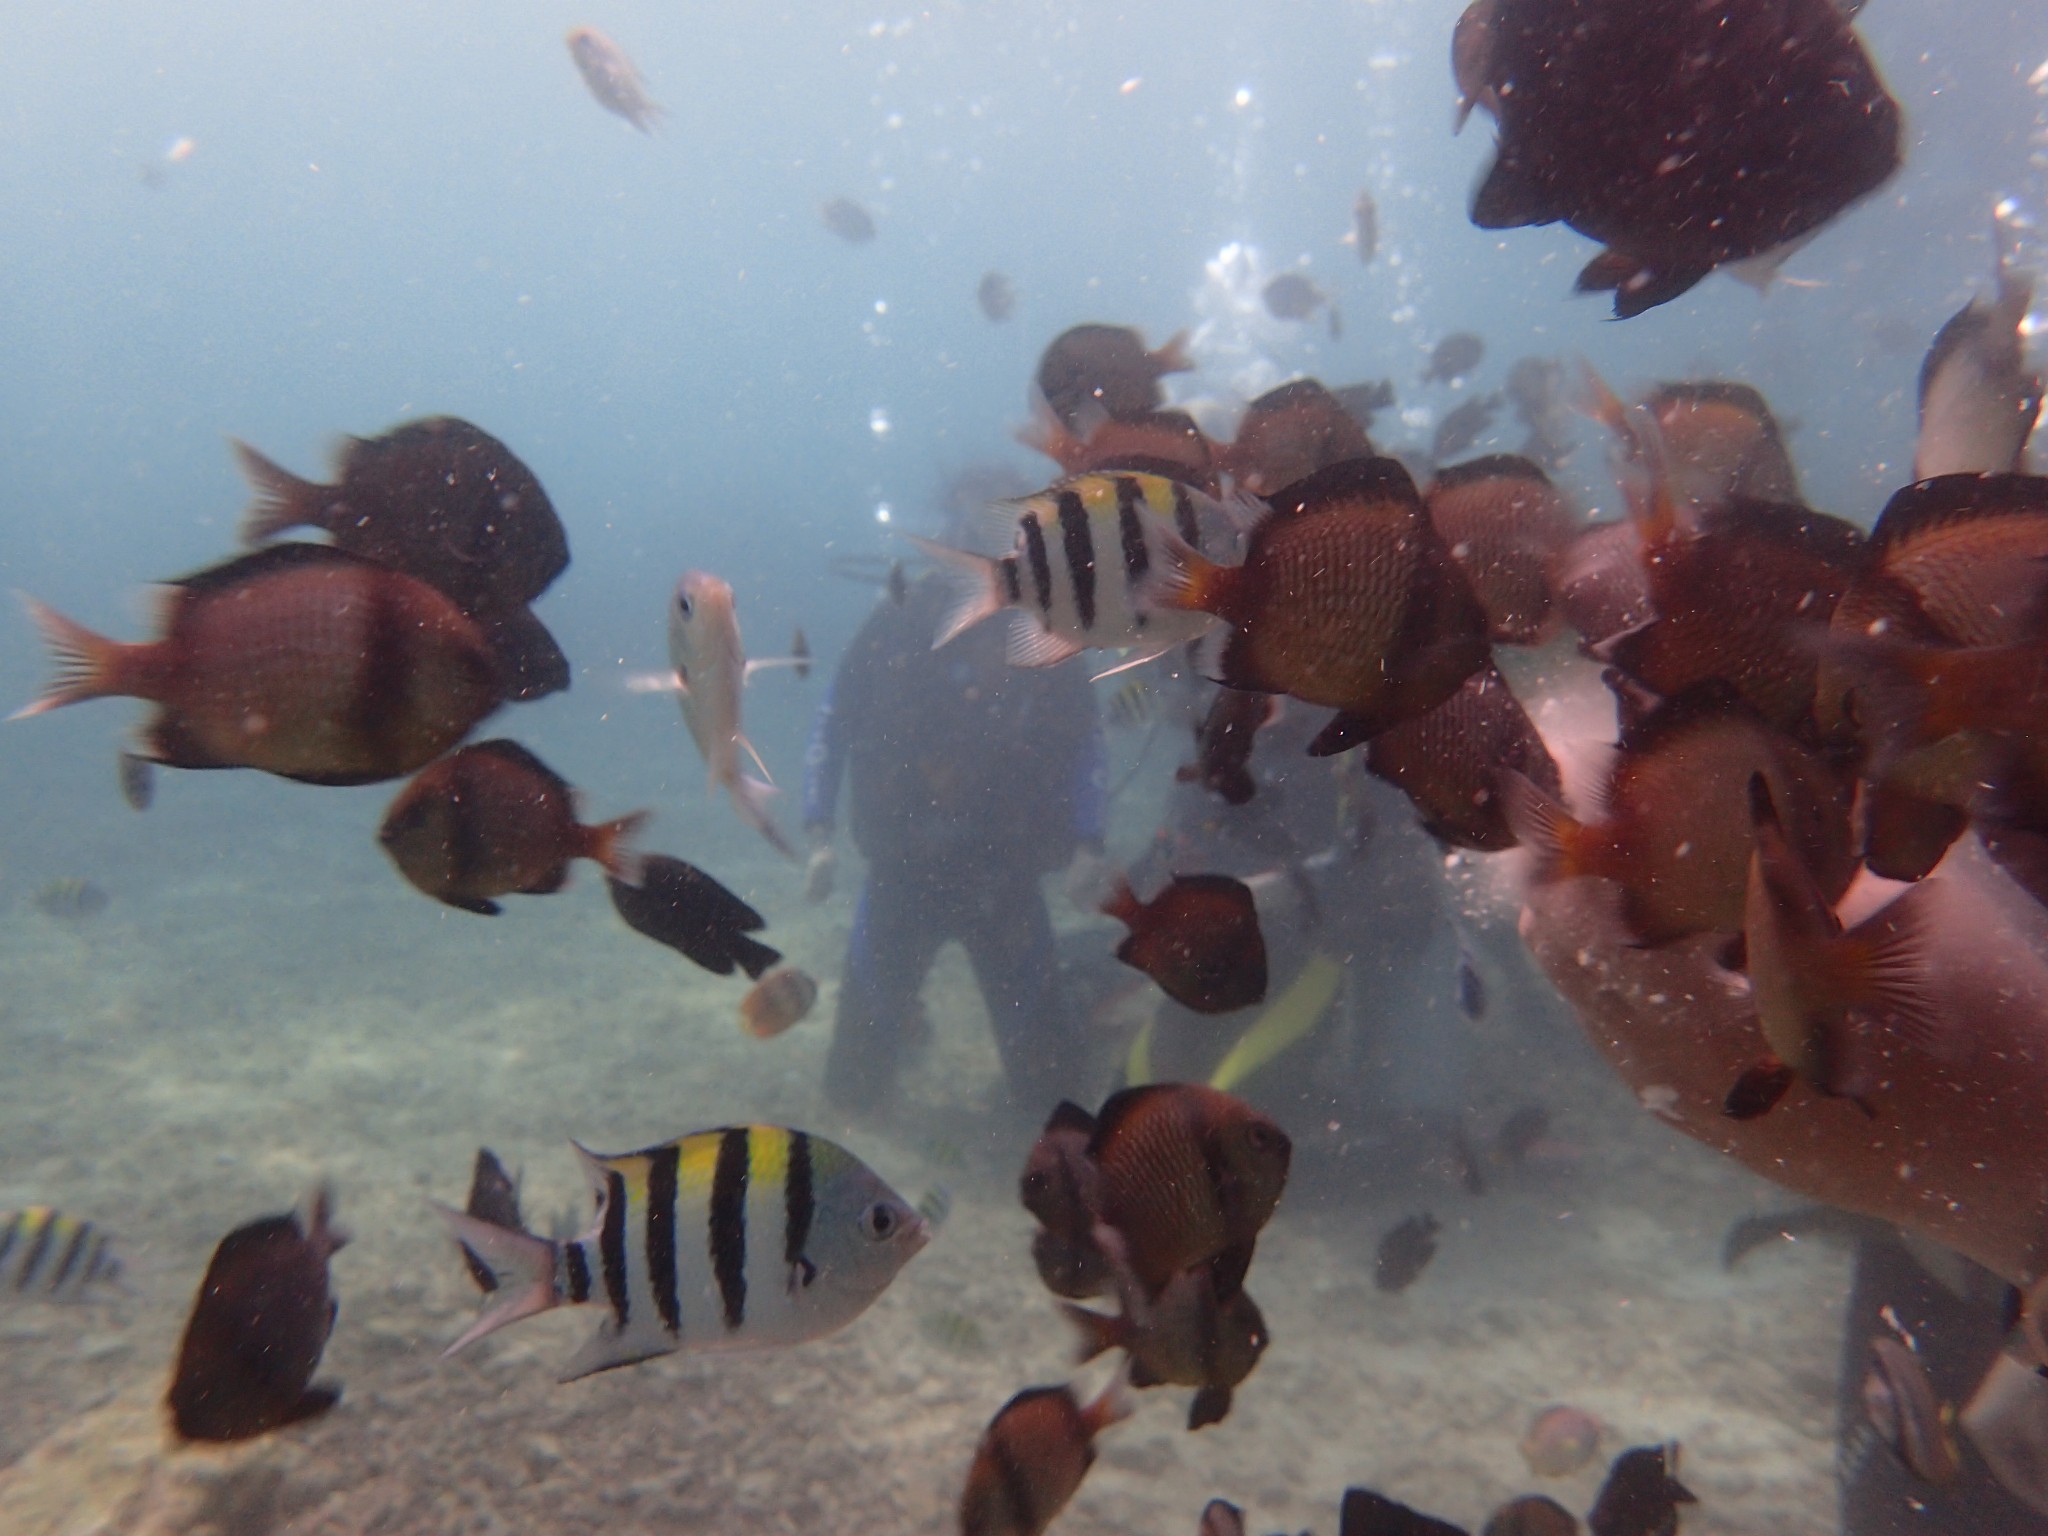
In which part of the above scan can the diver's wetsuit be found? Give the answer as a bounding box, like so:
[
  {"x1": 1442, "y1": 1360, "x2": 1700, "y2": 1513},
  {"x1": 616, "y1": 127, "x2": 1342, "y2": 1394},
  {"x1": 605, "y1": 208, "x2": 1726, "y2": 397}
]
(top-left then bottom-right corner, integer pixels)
[{"x1": 803, "y1": 575, "x2": 1105, "y2": 1112}]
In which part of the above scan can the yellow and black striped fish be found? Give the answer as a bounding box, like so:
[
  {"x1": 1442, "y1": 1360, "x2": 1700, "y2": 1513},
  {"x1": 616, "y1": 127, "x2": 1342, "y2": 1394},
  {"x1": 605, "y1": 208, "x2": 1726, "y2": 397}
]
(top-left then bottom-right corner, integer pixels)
[
  {"x1": 0, "y1": 1206, "x2": 125, "y2": 1300},
  {"x1": 436, "y1": 1125, "x2": 928, "y2": 1381},
  {"x1": 908, "y1": 472, "x2": 1256, "y2": 669}
]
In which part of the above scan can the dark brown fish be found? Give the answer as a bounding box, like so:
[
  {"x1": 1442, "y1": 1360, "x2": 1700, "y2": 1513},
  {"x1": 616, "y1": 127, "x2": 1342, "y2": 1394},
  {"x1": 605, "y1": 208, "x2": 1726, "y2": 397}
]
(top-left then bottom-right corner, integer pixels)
[
  {"x1": 379, "y1": 739, "x2": 647, "y2": 915},
  {"x1": 1087, "y1": 1083, "x2": 1291, "y2": 1296},
  {"x1": 1021, "y1": 405, "x2": 1220, "y2": 495},
  {"x1": 1177, "y1": 688, "x2": 1280, "y2": 806},
  {"x1": 1587, "y1": 1444, "x2": 1697, "y2": 1536},
  {"x1": 1426, "y1": 454, "x2": 1574, "y2": 645},
  {"x1": 1466, "y1": 0, "x2": 1901, "y2": 316},
  {"x1": 565, "y1": 27, "x2": 662, "y2": 133},
  {"x1": 1021, "y1": 1100, "x2": 1109, "y2": 1300},
  {"x1": 1065, "y1": 1249, "x2": 1270, "y2": 1429},
  {"x1": 1151, "y1": 458, "x2": 1492, "y2": 751},
  {"x1": 959, "y1": 1381, "x2": 1131, "y2": 1536},
  {"x1": 167, "y1": 1187, "x2": 346, "y2": 1443},
  {"x1": 608, "y1": 853, "x2": 779, "y2": 977},
  {"x1": 1646, "y1": 382, "x2": 1802, "y2": 506},
  {"x1": 1035, "y1": 324, "x2": 1192, "y2": 428},
  {"x1": 16, "y1": 544, "x2": 503, "y2": 786},
  {"x1": 1374, "y1": 1212, "x2": 1440, "y2": 1292},
  {"x1": 1340, "y1": 1487, "x2": 1470, "y2": 1536},
  {"x1": 1432, "y1": 396, "x2": 1502, "y2": 462},
  {"x1": 1483, "y1": 1496, "x2": 1580, "y2": 1536},
  {"x1": 1102, "y1": 873, "x2": 1268, "y2": 1014},
  {"x1": 1363, "y1": 663, "x2": 1561, "y2": 851},
  {"x1": 1451, "y1": 0, "x2": 1502, "y2": 131},
  {"x1": 1334, "y1": 379, "x2": 1398, "y2": 438},
  {"x1": 1224, "y1": 380, "x2": 1374, "y2": 497},
  {"x1": 738, "y1": 966, "x2": 819, "y2": 1039},
  {"x1": 459, "y1": 1148, "x2": 524, "y2": 1294},
  {"x1": 978, "y1": 270, "x2": 1018, "y2": 322},
  {"x1": 821, "y1": 196, "x2": 876, "y2": 243},
  {"x1": 1864, "y1": 1335, "x2": 1963, "y2": 1485},
  {"x1": 1423, "y1": 334, "x2": 1485, "y2": 385},
  {"x1": 1352, "y1": 189, "x2": 1380, "y2": 264},
  {"x1": 1263, "y1": 272, "x2": 1340, "y2": 339}
]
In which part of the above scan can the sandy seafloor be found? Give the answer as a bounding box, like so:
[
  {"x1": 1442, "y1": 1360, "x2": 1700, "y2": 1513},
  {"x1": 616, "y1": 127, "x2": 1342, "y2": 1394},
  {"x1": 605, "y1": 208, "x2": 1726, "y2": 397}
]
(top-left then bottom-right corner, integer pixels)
[{"x1": 0, "y1": 774, "x2": 1855, "y2": 1536}]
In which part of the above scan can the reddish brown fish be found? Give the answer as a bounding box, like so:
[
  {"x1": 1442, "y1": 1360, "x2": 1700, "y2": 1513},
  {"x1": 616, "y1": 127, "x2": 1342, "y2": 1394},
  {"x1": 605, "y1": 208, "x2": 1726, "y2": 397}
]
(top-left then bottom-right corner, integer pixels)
[
  {"x1": 1063, "y1": 1245, "x2": 1269, "y2": 1429},
  {"x1": 1085, "y1": 1082, "x2": 1291, "y2": 1295},
  {"x1": 1150, "y1": 458, "x2": 1492, "y2": 751},
  {"x1": 378, "y1": 739, "x2": 646, "y2": 915},
  {"x1": 959, "y1": 1380, "x2": 1132, "y2": 1536},
  {"x1": 1176, "y1": 688, "x2": 1280, "y2": 806},
  {"x1": 1484, "y1": 1495, "x2": 1581, "y2": 1536},
  {"x1": 1034, "y1": 324, "x2": 1192, "y2": 429},
  {"x1": 1020, "y1": 404, "x2": 1220, "y2": 495},
  {"x1": 1222, "y1": 380, "x2": 1374, "y2": 497},
  {"x1": 1102, "y1": 872, "x2": 1268, "y2": 1014},
  {"x1": 15, "y1": 544, "x2": 502, "y2": 785},
  {"x1": 1646, "y1": 381, "x2": 1803, "y2": 507},
  {"x1": 167, "y1": 1187, "x2": 347, "y2": 1443},
  {"x1": 1365, "y1": 662, "x2": 1561, "y2": 851},
  {"x1": 738, "y1": 966, "x2": 819, "y2": 1039},
  {"x1": 1021, "y1": 1100, "x2": 1109, "y2": 1300},
  {"x1": 1426, "y1": 454, "x2": 1574, "y2": 645}
]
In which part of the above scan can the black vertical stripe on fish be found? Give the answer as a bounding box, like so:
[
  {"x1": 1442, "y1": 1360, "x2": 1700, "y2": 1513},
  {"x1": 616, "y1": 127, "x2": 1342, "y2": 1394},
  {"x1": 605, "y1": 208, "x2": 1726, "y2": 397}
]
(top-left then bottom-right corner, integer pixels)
[
  {"x1": 785, "y1": 1130, "x2": 815, "y2": 1274},
  {"x1": 1021, "y1": 513, "x2": 1055, "y2": 614},
  {"x1": 1116, "y1": 477, "x2": 1151, "y2": 584},
  {"x1": 15, "y1": 1216, "x2": 54, "y2": 1291},
  {"x1": 353, "y1": 574, "x2": 417, "y2": 766},
  {"x1": 1173, "y1": 483, "x2": 1201, "y2": 549},
  {"x1": 992, "y1": 1428, "x2": 1049, "y2": 1534},
  {"x1": 1057, "y1": 490, "x2": 1097, "y2": 631},
  {"x1": 1000, "y1": 555, "x2": 1024, "y2": 605},
  {"x1": 49, "y1": 1221, "x2": 90, "y2": 1290},
  {"x1": 0, "y1": 1212, "x2": 20, "y2": 1272},
  {"x1": 565, "y1": 1239, "x2": 593, "y2": 1304},
  {"x1": 600, "y1": 1170, "x2": 630, "y2": 1327},
  {"x1": 710, "y1": 1128, "x2": 751, "y2": 1329},
  {"x1": 83, "y1": 1234, "x2": 110, "y2": 1284},
  {"x1": 646, "y1": 1143, "x2": 682, "y2": 1336}
]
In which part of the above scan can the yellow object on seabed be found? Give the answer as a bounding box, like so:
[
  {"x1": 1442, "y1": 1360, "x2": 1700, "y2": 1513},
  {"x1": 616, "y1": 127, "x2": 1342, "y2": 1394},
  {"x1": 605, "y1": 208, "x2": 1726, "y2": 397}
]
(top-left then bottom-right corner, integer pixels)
[{"x1": 1124, "y1": 952, "x2": 1344, "y2": 1092}]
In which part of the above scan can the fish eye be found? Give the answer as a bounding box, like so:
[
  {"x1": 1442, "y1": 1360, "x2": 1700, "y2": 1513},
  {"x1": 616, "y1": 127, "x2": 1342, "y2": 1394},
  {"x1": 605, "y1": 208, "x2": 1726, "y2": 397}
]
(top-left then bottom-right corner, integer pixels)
[
  {"x1": 1245, "y1": 1123, "x2": 1282, "y2": 1154},
  {"x1": 675, "y1": 593, "x2": 692, "y2": 618},
  {"x1": 859, "y1": 1202, "x2": 898, "y2": 1241}
]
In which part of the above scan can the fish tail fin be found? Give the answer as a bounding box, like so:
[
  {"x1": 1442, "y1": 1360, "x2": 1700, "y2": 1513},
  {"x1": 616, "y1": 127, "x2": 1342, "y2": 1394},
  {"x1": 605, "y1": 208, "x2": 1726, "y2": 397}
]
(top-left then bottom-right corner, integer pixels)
[
  {"x1": 1570, "y1": 359, "x2": 1678, "y2": 546},
  {"x1": 729, "y1": 772, "x2": 799, "y2": 862},
  {"x1": 1099, "y1": 872, "x2": 1143, "y2": 928},
  {"x1": 1497, "y1": 769, "x2": 1589, "y2": 883},
  {"x1": 1839, "y1": 879, "x2": 1948, "y2": 1059},
  {"x1": 1081, "y1": 1368, "x2": 1137, "y2": 1436},
  {"x1": 231, "y1": 438, "x2": 320, "y2": 544},
  {"x1": 432, "y1": 1202, "x2": 559, "y2": 1355},
  {"x1": 1151, "y1": 329, "x2": 1194, "y2": 376},
  {"x1": 1017, "y1": 395, "x2": 1087, "y2": 472},
  {"x1": 1133, "y1": 523, "x2": 1231, "y2": 619},
  {"x1": 11, "y1": 596, "x2": 137, "y2": 719},
  {"x1": 585, "y1": 809, "x2": 650, "y2": 886},
  {"x1": 1058, "y1": 1302, "x2": 1125, "y2": 1364},
  {"x1": 903, "y1": 534, "x2": 1007, "y2": 648}
]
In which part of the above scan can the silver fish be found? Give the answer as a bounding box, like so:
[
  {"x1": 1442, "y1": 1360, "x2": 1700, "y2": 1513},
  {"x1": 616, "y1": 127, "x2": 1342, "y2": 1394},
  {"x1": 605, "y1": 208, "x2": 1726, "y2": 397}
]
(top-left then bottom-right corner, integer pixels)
[
  {"x1": 665, "y1": 572, "x2": 797, "y2": 859},
  {"x1": 1915, "y1": 218, "x2": 2042, "y2": 480}
]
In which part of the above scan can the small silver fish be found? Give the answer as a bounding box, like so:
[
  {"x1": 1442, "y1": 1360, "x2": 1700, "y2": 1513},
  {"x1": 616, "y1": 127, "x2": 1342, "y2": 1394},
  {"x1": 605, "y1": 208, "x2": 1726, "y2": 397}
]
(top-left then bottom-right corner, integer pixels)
[
  {"x1": 665, "y1": 572, "x2": 798, "y2": 860},
  {"x1": 1915, "y1": 218, "x2": 2042, "y2": 480},
  {"x1": 566, "y1": 28, "x2": 663, "y2": 134}
]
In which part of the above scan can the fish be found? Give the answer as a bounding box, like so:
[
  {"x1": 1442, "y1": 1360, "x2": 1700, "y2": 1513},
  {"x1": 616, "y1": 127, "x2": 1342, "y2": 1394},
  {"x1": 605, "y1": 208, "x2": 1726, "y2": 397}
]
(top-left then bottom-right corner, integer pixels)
[
  {"x1": 1520, "y1": 1404, "x2": 1604, "y2": 1476},
  {"x1": 1456, "y1": 951, "x2": 1487, "y2": 1021},
  {"x1": 1451, "y1": 0, "x2": 1502, "y2": 131},
  {"x1": 1364, "y1": 663, "x2": 1562, "y2": 851},
  {"x1": 437, "y1": 1125, "x2": 928, "y2": 1380},
  {"x1": 167, "y1": 1186, "x2": 347, "y2": 1443},
  {"x1": 1425, "y1": 454, "x2": 1573, "y2": 645},
  {"x1": 1431, "y1": 396, "x2": 1502, "y2": 462},
  {"x1": 739, "y1": 966, "x2": 820, "y2": 1039},
  {"x1": 1586, "y1": 1444, "x2": 1697, "y2": 1536},
  {"x1": 31, "y1": 877, "x2": 108, "y2": 919},
  {"x1": 1021, "y1": 1099, "x2": 1110, "y2": 1300},
  {"x1": 1339, "y1": 1487, "x2": 1470, "y2": 1536},
  {"x1": 667, "y1": 571, "x2": 799, "y2": 859},
  {"x1": 1495, "y1": 1104, "x2": 1550, "y2": 1165},
  {"x1": 609, "y1": 853, "x2": 780, "y2": 978},
  {"x1": 565, "y1": 27, "x2": 662, "y2": 133},
  {"x1": 1101, "y1": 872, "x2": 1268, "y2": 1015},
  {"x1": 1034, "y1": 324, "x2": 1192, "y2": 429},
  {"x1": 459, "y1": 1149, "x2": 524, "y2": 1294},
  {"x1": 1374, "y1": 1212, "x2": 1440, "y2": 1293},
  {"x1": 910, "y1": 471, "x2": 1250, "y2": 669},
  {"x1": 1503, "y1": 684, "x2": 1857, "y2": 947},
  {"x1": 1064, "y1": 1243, "x2": 1270, "y2": 1429},
  {"x1": 821, "y1": 196, "x2": 876, "y2": 243},
  {"x1": 0, "y1": 1207, "x2": 126, "y2": 1301},
  {"x1": 1503, "y1": 356, "x2": 1577, "y2": 470},
  {"x1": 1147, "y1": 458, "x2": 1492, "y2": 751},
  {"x1": 977, "y1": 270, "x2": 1017, "y2": 322},
  {"x1": 1465, "y1": 0, "x2": 1902, "y2": 317},
  {"x1": 1351, "y1": 188, "x2": 1379, "y2": 264},
  {"x1": 1223, "y1": 380, "x2": 1375, "y2": 498},
  {"x1": 1086, "y1": 1083, "x2": 1291, "y2": 1296},
  {"x1": 1422, "y1": 334, "x2": 1485, "y2": 385},
  {"x1": 117, "y1": 749, "x2": 154, "y2": 810},
  {"x1": 1177, "y1": 687, "x2": 1280, "y2": 806},
  {"x1": 1723, "y1": 774, "x2": 1942, "y2": 1121},
  {"x1": 1334, "y1": 380, "x2": 1398, "y2": 438},
  {"x1": 1482, "y1": 1496, "x2": 1580, "y2": 1536},
  {"x1": 1262, "y1": 271, "x2": 1340, "y2": 339},
  {"x1": 1644, "y1": 382, "x2": 1803, "y2": 508},
  {"x1": 1208, "y1": 952, "x2": 1345, "y2": 1096},
  {"x1": 1864, "y1": 1334, "x2": 1963, "y2": 1485},
  {"x1": 15, "y1": 543, "x2": 503, "y2": 786},
  {"x1": 378, "y1": 739, "x2": 647, "y2": 916},
  {"x1": 958, "y1": 1379, "x2": 1132, "y2": 1536},
  {"x1": 1718, "y1": 1203, "x2": 1879, "y2": 1269},
  {"x1": 1201, "y1": 1501, "x2": 1248, "y2": 1536},
  {"x1": 1915, "y1": 228, "x2": 2042, "y2": 481},
  {"x1": 1022, "y1": 405, "x2": 1221, "y2": 496}
]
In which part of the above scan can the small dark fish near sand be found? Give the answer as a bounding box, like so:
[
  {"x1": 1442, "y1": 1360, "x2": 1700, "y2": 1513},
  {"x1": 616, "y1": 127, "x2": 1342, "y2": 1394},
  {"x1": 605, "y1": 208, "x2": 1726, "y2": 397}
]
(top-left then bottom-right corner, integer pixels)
[
  {"x1": 822, "y1": 195, "x2": 877, "y2": 243},
  {"x1": 608, "y1": 853, "x2": 780, "y2": 978},
  {"x1": 458, "y1": 1148, "x2": 525, "y2": 1294},
  {"x1": 0, "y1": 1206, "x2": 126, "y2": 1301},
  {"x1": 1200, "y1": 1500, "x2": 1248, "y2": 1536},
  {"x1": 1374, "y1": 1212, "x2": 1440, "y2": 1293},
  {"x1": 739, "y1": 965, "x2": 819, "y2": 1039},
  {"x1": 1423, "y1": 333, "x2": 1485, "y2": 384},
  {"x1": 1483, "y1": 1495, "x2": 1581, "y2": 1536},
  {"x1": 1102, "y1": 872, "x2": 1268, "y2": 1014},
  {"x1": 565, "y1": 27, "x2": 662, "y2": 133},
  {"x1": 1339, "y1": 1486, "x2": 1469, "y2": 1536},
  {"x1": 960, "y1": 1380, "x2": 1132, "y2": 1536},
  {"x1": 32, "y1": 877, "x2": 107, "y2": 920},
  {"x1": 1020, "y1": 1099, "x2": 1110, "y2": 1300},
  {"x1": 1863, "y1": 1334, "x2": 1962, "y2": 1485},
  {"x1": 978, "y1": 270, "x2": 1017, "y2": 322},
  {"x1": 168, "y1": 1187, "x2": 346, "y2": 1443},
  {"x1": 1587, "y1": 1444, "x2": 1697, "y2": 1536}
]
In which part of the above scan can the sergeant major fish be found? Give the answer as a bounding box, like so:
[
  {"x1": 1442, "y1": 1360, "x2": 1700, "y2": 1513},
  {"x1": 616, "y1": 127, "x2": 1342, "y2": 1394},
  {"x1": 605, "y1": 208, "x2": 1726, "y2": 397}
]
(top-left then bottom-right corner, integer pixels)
[
  {"x1": 0, "y1": 1206, "x2": 126, "y2": 1301},
  {"x1": 436, "y1": 1125, "x2": 927, "y2": 1379}
]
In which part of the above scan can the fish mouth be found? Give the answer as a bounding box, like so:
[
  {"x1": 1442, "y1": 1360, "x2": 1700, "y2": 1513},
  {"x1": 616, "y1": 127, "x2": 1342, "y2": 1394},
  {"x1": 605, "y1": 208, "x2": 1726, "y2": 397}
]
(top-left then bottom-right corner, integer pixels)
[{"x1": 904, "y1": 1213, "x2": 934, "y2": 1256}]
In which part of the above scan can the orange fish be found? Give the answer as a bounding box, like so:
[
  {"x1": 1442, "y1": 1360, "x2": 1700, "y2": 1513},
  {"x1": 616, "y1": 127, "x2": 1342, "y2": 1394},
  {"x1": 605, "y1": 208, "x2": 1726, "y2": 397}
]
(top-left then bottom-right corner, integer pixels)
[
  {"x1": 1221, "y1": 380, "x2": 1374, "y2": 497},
  {"x1": 959, "y1": 1380, "x2": 1132, "y2": 1536},
  {"x1": 1102, "y1": 873, "x2": 1267, "y2": 1014},
  {"x1": 1425, "y1": 454, "x2": 1574, "y2": 645},
  {"x1": 1149, "y1": 458, "x2": 1492, "y2": 752},
  {"x1": 378, "y1": 740, "x2": 646, "y2": 915},
  {"x1": 738, "y1": 966, "x2": 819, "y2": 1039},
  {"x1": 15, "y1": 544, "x2": 502, "y2": 785}
]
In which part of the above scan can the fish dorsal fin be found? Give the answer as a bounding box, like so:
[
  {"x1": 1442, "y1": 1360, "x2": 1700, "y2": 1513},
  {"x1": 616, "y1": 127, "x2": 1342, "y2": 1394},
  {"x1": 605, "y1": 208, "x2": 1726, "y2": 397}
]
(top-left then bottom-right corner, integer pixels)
[
  {"x1": 1427, "y1": 453, "x2": 1552, "y2": 492},
  {"x1": 468, "y1": 738, "x2": 572, "y2": 794},
  {"x1": 568, "y1": 1140, "x2": 615, "y2": 1211},
  {"x1": 1042, "y1": 1099, "x2": 1098, "y2": 1140},
  {"x1": 168, "y1": 540, "x2": 374, "y2": 596},
  {"x1": 1086, "y1": 1083, "x2": 1181, "y2": 1159},
  {"x1": 1695, "y1": 498, "x2": 1868, "y2": 570},
  {"x1": 1263, "y1": 455, "x2": 1425, "y2": 522},
  {"x1": 1470, "y1": 146, "x2": 1560, "y2": 230},
  {"x1": 1867, "y1": 473, "x2": 2048, "y2": 561}
]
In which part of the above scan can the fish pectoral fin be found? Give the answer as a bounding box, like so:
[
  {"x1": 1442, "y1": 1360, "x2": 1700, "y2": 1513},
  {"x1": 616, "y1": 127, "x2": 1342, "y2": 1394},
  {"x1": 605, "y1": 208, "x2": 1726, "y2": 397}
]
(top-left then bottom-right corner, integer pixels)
[
  {"x1": 622, "y1": 669, "x2": 686, "y2": 695},
  {"x1": 1006, "y1": 617, "x2": 1085, "y2": 668},
  {"x1": 1188, "y1": 1385, "x2": 1234, "y2": 1430},
  {"x1": 787, "y1": 1255, "x2": 819, "y2": 1294},
  {"x1": 1470, "y1": 149, "x2": 1559, "y2": 230},
  {"x1": 559, "y1": 1319, "x2": 677, "y2": 1383},
  {"x1": 1722, "y1": 1057, "x2": 1797, "y2": 1120},
  {"x1": 736, "y1": 733, "x2": 775, "y2": 786}
]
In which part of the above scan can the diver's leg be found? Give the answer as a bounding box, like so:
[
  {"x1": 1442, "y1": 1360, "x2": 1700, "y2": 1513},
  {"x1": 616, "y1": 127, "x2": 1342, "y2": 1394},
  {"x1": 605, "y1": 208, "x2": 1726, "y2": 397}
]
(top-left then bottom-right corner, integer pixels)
[
  {"x1": 959, "y1": 867, "x2": 1074, "y2": 1116},
  {"x1": 824, "y1": 863, "x2": 945, "y2": 1111}
]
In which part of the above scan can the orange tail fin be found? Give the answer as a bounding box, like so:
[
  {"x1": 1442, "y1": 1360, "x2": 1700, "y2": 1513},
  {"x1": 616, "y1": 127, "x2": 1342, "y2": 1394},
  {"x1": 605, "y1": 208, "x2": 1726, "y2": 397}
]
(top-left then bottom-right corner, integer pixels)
[
  {"x1": 1058, "y1": 1302, "x2": 1126, "y2": 1365},
  {"x1": 1497, "y1": 769, "x2": 1592, "y2": 884},
  {"x1": 585, "y1": 809, "x2": 651, "y2": 886},
  {"x1": 230, "y1": 439, "x2": 320, "y2": 545},
  {"x1": 1151, "y1": 329, "x2": 1194, "y2": 376},
  {"x1": 11, "y1": 597, "x2": 138, "y2": 719}
]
